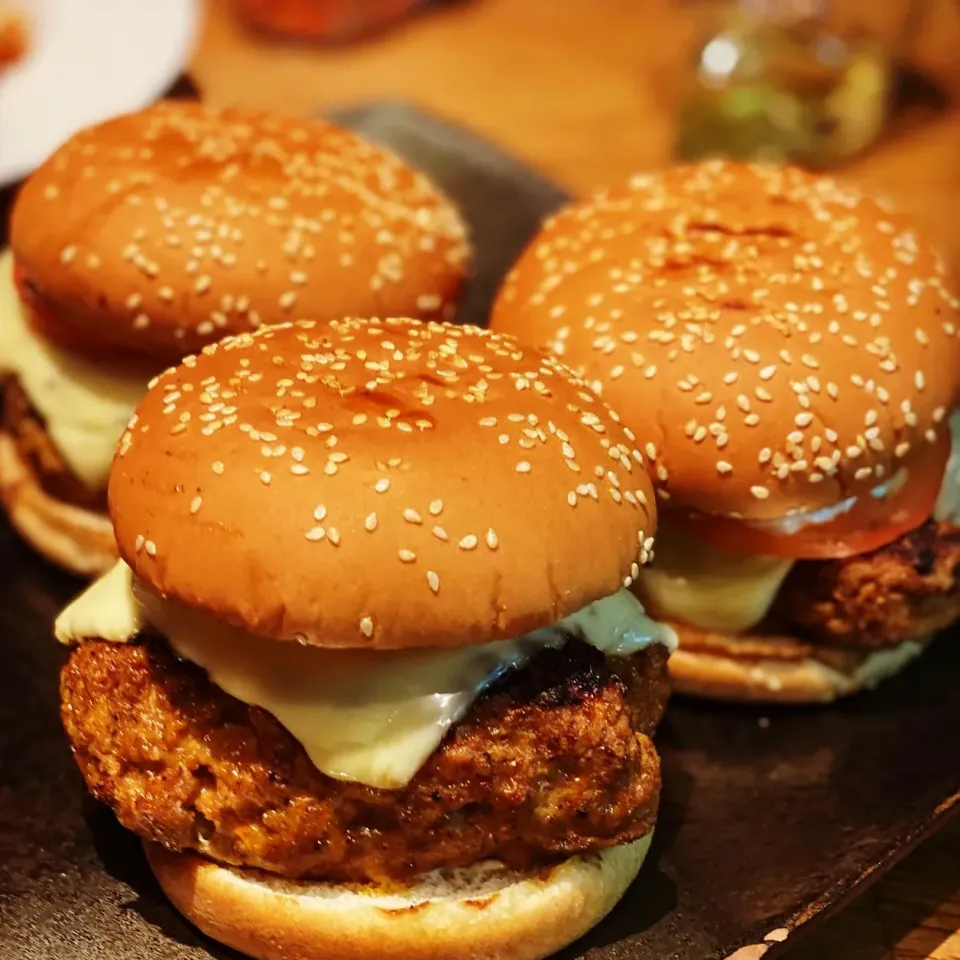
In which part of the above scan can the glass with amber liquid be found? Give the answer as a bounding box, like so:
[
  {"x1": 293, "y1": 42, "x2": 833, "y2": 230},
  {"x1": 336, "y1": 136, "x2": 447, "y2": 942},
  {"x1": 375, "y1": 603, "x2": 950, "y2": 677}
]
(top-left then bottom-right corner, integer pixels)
[{"x1": 677, "y1": 0, "x2": 917, "y2": 168}]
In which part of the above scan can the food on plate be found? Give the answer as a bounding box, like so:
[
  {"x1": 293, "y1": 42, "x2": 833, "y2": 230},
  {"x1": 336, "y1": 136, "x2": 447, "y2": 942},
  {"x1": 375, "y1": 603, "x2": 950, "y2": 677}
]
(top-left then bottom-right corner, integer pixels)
[
  {"x1": 1, "y1": 102, "x2": 469, "y2": 575},
  {"x1": 55, "y1": 317, "x2": 675, "y2": 960},
  {"x1": 492, "y1": 160, "x2": 960, "y2": 702},
  {"x1": 0, "y1": 7, "x2": 27, "y2": 70},
  {"x1": 229, "y1": 0, "x2": 422, "y2": 42}
]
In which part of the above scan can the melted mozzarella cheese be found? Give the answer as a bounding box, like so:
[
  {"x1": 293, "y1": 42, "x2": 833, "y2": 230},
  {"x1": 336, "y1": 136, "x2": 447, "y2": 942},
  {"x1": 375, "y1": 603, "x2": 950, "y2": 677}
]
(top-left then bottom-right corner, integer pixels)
[
  {"x1": 634, "y1": 517, "x2": 794, "y2": 633},
  {"x1": 0, "y1": 250, "x2": 147, "y2": 489},
  {"x1": 56, "y1": 562, "x2": 675, "y2": 789}
]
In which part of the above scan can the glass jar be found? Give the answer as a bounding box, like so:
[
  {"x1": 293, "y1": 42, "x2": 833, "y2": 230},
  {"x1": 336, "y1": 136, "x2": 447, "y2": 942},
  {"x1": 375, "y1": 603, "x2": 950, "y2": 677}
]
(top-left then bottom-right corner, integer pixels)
[
  {"x1": 676, "y1": 0, "x2": 921, "y2": 168},
  {"x1": 230, "y1": 0, "x2": 425, "y2": 43}
]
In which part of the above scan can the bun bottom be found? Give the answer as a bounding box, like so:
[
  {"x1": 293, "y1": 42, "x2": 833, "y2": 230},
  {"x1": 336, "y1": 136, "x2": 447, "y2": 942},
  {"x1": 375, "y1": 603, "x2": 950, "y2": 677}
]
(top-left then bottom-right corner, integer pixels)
[
  {"x1": 146, "y1": 833, "x2": 652, "y2": 960},
  {"x1": 667, "y1": 621, "x2": 926, "y2": 703},
  {"x1": 0, "y1": 431, "x2": 116, "y2": 577}
]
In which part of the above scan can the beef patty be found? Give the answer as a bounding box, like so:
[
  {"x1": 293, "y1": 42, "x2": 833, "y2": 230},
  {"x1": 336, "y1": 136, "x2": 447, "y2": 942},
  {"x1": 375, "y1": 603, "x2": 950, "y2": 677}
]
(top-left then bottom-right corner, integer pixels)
[
  {"x1": 774, "y1": 520, "x2": 960, "y2": 648},
  {"x1": 61, "y1": 635, "x2": 669, "y2": 883},
  {"x1": 2, "y1": 377, "x2": 105, "y2": 509}
]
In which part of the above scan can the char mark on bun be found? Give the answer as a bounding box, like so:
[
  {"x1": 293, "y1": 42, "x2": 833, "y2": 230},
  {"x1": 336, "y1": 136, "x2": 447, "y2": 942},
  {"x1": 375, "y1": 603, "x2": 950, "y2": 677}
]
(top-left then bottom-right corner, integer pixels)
[
  {"x1": 492, "y1": 160, "x2": 960, "y2": 702},
  {"x1": 0, "y1": 102, "x2": 470, "y2": 576},
  {"x1": 55, "y1": 317, "x2": 675, "y2": 960}
]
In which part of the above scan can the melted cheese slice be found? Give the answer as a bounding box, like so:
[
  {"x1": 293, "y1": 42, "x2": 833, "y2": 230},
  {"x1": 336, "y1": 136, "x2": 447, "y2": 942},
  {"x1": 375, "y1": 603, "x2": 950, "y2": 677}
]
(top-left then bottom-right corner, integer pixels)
[
  {"x1": 634, "y1": 516, "x2": 794, "y2": 633},
  {"x1": 56, "y1": 562, "x2": 676, "y2": 789},
  {"x1": 0, "y1": 250, "x2": 147, "y2": 489}
]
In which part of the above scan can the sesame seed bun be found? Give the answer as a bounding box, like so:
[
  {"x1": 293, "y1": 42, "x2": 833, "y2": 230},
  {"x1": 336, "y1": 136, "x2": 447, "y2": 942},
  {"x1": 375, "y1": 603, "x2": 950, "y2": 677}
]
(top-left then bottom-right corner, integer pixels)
[
  {"x1": 0, "y1": 432, "x2": 115, "y2": 576},
  {"x1": 11, "y1": 102, "x2": 470, "y2": 359},
  {"x1": 108, "y1": 318, "x2": 657, "y2": 649},
  {"x1": 666, "y1": 620, "x2": 926, "y2": 703},
  {"x1": 145, "y1": 834, "x2": 651, "y2": 960},
  {"x1": 492, "y1": 161, "x2": 960, "y2": 522}
]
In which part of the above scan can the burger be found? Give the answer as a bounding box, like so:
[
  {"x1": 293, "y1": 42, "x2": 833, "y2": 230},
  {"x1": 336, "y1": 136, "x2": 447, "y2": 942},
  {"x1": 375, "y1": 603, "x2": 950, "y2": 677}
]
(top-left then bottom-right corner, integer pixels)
[
  {"x1": 55, "y1": 317, "x2": 676, "y2": 960},
  {"x1": 492, "y1": 161, "x2": 960, "y2": 703},
  {"x1": 1, "y1": 101, "x2": 469, "y2": 575}
]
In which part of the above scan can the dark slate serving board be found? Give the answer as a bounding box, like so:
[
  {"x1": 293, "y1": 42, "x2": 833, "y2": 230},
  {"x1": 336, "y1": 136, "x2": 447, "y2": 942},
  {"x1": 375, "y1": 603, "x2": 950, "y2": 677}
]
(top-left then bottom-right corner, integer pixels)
[{"x1": 1, "y1": 101, "x2": 959, "y2": 960}]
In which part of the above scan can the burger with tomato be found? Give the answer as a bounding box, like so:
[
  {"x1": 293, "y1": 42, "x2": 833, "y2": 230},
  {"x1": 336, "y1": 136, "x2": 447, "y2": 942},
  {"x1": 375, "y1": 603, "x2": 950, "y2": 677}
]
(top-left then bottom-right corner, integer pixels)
[
  {"x1": 492, "y1": 160, "x2": 960, "y2": 702},
  {"x1": 0, "y1": 101, "x2": 469, "y2": 575}
]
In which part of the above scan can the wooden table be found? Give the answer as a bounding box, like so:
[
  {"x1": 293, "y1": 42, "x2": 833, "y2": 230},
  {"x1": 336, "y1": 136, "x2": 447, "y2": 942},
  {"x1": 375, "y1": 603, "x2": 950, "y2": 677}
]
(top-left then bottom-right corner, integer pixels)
[{"x1": 191, "y1": 1, "x2": 960, "y2": 957}]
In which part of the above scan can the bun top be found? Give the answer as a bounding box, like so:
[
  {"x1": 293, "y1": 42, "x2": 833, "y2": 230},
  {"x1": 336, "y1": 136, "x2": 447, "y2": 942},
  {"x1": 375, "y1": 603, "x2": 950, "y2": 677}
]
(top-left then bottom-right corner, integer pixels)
[
  {"x1": 493, "y1": 161, "x2": 960, "y2": 520},
  {"x1": 11, "y1": 102, "x2": 470, "y2": 359},
  {"x1": 109, "y1": 318, "x2": 657, "y2": 649}
]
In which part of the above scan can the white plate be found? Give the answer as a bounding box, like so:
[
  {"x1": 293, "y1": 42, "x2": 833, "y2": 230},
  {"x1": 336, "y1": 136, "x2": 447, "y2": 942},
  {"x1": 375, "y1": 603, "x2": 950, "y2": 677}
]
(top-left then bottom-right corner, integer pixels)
[{"x1": 0, "y1": 0, "x2": 200, "y2": 187}]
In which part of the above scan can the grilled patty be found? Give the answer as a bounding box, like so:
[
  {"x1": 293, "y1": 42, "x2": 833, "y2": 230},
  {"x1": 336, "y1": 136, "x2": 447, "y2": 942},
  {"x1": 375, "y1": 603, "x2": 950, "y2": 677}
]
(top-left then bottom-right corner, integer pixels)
[
  {"x1": 61, "y1": 635, "x2": 669, "y2": 883},
  {"x1": 2, "y1": 377, "x2": 105, "y2": 509},
  {"x1": 774, "y1": 520, "x2": 960, "y2": 648}
]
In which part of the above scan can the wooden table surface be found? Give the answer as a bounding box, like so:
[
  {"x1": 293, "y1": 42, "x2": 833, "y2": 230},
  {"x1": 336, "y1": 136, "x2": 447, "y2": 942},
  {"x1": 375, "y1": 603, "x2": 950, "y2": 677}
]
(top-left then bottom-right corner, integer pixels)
[{"x1": 190, "y1": 1, "x2": 960, "y2": 957}]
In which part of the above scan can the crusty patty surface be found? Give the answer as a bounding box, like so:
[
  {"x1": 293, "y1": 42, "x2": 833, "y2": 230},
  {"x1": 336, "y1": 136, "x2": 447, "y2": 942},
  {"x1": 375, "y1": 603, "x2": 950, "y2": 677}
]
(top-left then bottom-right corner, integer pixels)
[
  {"x1": 61, "y1": 636, "x2": 668, "y2": 883},
  {"x1": 2, "y1": 377, "x2": 105, "y2": 509},
  {"x1": 774, "y1": 521, "x2": 960, "y2": 648}
]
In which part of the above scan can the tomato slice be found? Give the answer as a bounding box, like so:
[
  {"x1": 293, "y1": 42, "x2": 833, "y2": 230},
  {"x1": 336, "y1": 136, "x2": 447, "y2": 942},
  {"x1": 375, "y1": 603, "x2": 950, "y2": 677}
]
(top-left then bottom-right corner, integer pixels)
[
  {"x1": 671, "y1": 434, "x2": 950, "y2": 560},
  {"x1": 13, "y1": 263, "x2": 143, "y2": 366}
]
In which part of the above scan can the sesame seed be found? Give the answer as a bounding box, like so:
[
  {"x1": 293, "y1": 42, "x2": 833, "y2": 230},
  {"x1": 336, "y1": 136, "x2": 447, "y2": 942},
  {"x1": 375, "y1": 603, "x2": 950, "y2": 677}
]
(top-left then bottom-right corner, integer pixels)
[
  {"x1": 360, "y1": 617, "x2": 374, "y2": 638},
  {"x1": 314, "y1": 505, "x2": 327, "y2": 522},
  {"x1": 144, "y1": 540, "x2": 157, "y2": 557},
  {"x1": 427, "y1": 570, "x2": 441, "y2": 593},
  {"x1": 305, "y1": 526, "x2": 326, "y2": 541},
  {"x1": 375, "y1": 478, "x2": 391, "y2": 493},
  {"x1": 751, "y1": 485, "x2": 770, "y2": 500},
  {"x1": 516, "y1": 461, "x2": 532, "y2": 473},
  {"x1": 212, "y1": 461, "x2": 225, "y2": 475},
  {"x1": 404, "y1": 508, "x2": 423, "y2": 525},
  {"x1": 432, "y1": 526, "x2": 448, "y2": 541},
  {"x1": 365, "y1": 512, "x2": 378, "y2": 531},
  {"x1": 486, "y1": 528, "x2": 499, "y2": 549},
  {"x1": 459, "y1": 534, "x2": 478, "y2": 550},
  {"x1": 399, "y1": 549, "x2": 416, "y2": 563},
  {"x1": 717, "y1": 461, "x2": 733, "y2": 475},
  {"x1": 190, "y1": 496, "x2": 202, "y2": 514}
]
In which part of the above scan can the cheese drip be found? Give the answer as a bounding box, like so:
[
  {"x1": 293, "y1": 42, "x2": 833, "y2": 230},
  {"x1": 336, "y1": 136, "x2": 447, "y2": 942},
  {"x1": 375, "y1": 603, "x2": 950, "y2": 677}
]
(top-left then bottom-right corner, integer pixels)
[
  {"x1": 56, "y1": 563, "x2": 676, "y2": 789},
  {"x1": 0, "y1": 250, "x2": 147, "y2": 489},
  {"x1": 635, "y1": 516, "x2": 794, "y2": 633}
]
